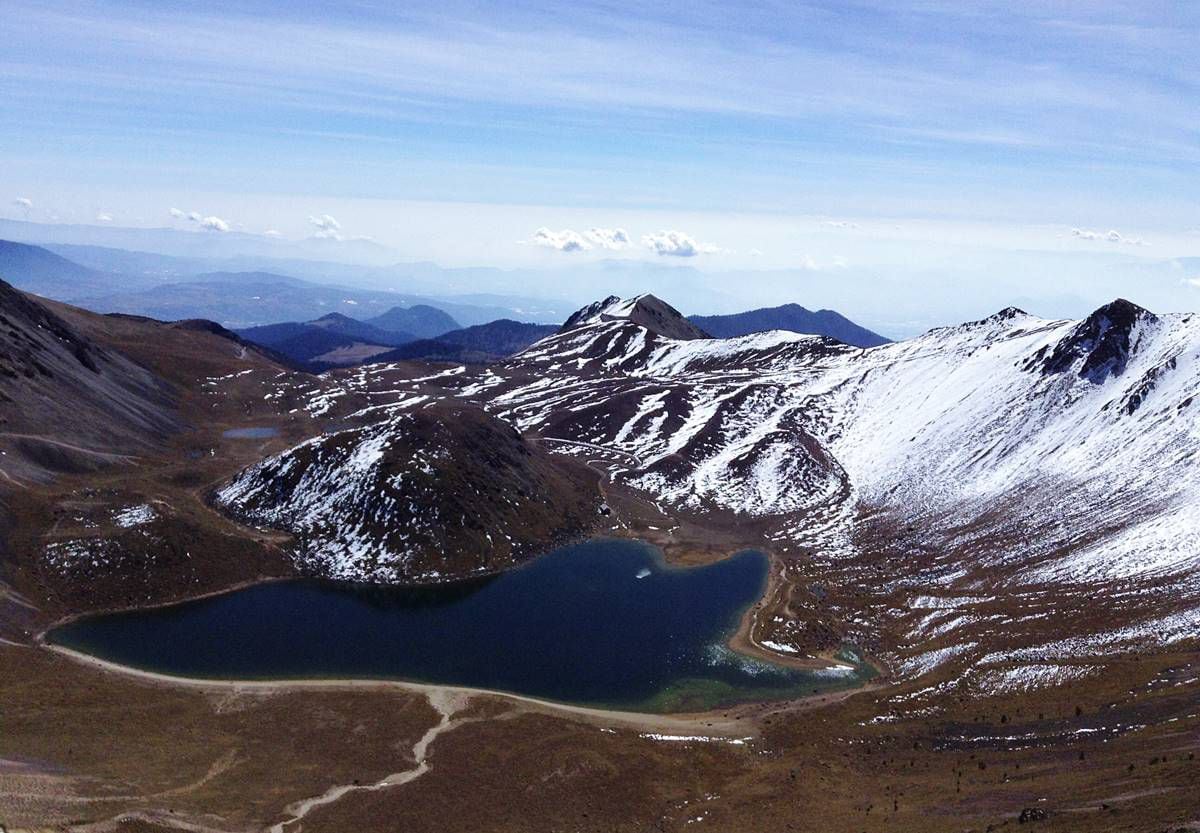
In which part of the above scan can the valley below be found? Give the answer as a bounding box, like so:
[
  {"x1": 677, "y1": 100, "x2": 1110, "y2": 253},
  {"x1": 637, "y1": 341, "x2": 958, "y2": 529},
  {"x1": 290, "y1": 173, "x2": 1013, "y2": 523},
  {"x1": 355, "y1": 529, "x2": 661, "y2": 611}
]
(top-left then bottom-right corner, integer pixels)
[{"x1": 1, "y1": 288, "x2": 1198, "y2": 832}]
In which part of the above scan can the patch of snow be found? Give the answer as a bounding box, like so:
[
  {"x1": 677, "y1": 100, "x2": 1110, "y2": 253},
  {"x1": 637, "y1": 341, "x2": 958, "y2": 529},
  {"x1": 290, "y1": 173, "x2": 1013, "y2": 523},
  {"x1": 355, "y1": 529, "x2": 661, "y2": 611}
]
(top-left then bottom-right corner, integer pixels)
[{"x1": 112, "y1": 504, "x2": 156, "y2": 528}]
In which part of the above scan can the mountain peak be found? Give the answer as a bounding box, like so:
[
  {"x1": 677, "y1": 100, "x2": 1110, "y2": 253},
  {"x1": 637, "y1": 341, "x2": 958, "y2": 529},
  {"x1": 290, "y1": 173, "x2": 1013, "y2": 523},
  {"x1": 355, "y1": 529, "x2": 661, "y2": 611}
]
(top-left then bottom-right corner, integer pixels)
[
  {"x1": 559, "y1": 295, "x2": 621, "y2": 332},
  {"x1": 1038, "y1": 298, "x2": 1157, "y2": 383},
  {"x1": 991, "y1": 306, "x2": 1029, "y2": 321},
  {"x1": 688, "y1": 303, "x2": 889, "y2": 348},
  {"x1": 560, "y1": 294, "x2": 710, "y2": 340},
  {"x1": 365, "y1": 304, "x2": 460, "y2": 339},
  {"x1": 1091, "y1": 297, "x2": 1153, "y2": 324}
]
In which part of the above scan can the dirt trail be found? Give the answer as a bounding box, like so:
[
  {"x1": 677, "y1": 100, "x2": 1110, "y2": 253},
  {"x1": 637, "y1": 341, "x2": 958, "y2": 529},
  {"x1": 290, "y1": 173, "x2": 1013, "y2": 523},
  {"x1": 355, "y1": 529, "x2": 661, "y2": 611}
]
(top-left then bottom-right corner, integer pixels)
[
  {"x1": 0, "y1": 432, "x2": 137, "y2": 461},
  {"x1": 268, "y1": 689, "x2": 472, "y2": 833}
]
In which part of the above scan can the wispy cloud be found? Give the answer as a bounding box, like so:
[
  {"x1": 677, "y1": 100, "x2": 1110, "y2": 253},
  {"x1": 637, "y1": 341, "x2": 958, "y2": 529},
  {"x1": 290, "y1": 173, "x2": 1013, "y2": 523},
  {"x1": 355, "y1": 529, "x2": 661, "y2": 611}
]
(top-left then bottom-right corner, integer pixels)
[
  {"x1": 168, "y1": 207, "x2": 185, "y2": 219},
  {"x1": 95, "y1": 212, "x2": 113, "y2": 222},
  {"x1": 4, "y1": 0, "x2": 1200, "y2": 266},
  {"x1": 8, "y1": 0, "x2": 1197, "y2": 166},
  {"x1": 1071, "y1": 227, "x2": 1147, "y2": 246}
]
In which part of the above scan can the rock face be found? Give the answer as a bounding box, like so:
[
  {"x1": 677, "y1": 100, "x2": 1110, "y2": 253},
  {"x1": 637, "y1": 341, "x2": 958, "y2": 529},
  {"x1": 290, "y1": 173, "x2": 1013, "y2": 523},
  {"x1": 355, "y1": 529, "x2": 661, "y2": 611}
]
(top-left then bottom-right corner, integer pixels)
[
  {"x1": 560, "y1": 295, "x2": 620, "y2": 332},
  {"x1": 1018, "y1": 807, "x2": 1048, "y2": 823},
  {"x1": 1038, "y1": 298, "x2": 1154, "y2": 382},
  {"x1": 214, "y1": 404, "x2": 597, "y2": 582}
]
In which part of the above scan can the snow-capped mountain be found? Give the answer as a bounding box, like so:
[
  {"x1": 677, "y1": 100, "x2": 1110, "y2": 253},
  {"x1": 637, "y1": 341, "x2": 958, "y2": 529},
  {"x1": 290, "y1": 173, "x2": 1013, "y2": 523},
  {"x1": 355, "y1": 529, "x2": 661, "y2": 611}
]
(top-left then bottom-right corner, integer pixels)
[
  {"x1": 559, "y1": 293, "x2": 711, "y2": 340},
  {"x1": 489, "y1": 297, "x2": 1199, "y2": 587},
  {"x1": 211, "y1": 293, "x2": 1200, "y2": 682},
  {"x1": 214, "y1": 400, "x2": 597, "y2": 583},
  {"x1": 223, "y1": 293, "x2": 1200, "y2": 589}
]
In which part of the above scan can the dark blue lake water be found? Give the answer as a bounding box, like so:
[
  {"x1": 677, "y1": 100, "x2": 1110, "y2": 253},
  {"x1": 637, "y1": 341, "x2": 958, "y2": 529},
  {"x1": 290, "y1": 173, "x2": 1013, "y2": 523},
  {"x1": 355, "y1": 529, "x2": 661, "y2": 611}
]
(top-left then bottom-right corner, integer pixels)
[{"x1": 49, "y1": 539, "x2": 869, "y2": 711}]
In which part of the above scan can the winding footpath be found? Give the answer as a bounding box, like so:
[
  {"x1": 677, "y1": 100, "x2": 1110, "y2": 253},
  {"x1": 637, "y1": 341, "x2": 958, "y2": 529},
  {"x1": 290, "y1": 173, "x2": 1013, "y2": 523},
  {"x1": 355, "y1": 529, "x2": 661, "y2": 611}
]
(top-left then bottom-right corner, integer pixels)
[{"x1": 269, "y1": 689, "x2": 472, "y2": 833}]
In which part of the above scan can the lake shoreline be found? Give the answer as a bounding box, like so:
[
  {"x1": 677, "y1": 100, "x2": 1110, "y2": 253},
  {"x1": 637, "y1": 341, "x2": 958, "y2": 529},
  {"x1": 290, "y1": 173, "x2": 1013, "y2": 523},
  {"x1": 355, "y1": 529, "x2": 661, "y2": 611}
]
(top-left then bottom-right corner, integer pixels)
[
  {"x1": 37, "y1": 537, "x2": 880, "y2": 723},
  {"x1": 40, "y1": 640, "x2": 767, "y2": 736}
]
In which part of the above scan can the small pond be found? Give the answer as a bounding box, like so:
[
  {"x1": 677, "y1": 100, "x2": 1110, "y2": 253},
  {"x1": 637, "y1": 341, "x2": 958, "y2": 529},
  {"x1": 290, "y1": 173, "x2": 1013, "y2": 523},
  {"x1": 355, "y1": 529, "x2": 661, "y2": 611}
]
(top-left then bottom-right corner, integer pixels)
[{"x1": 221, "y1": 427, "x2": 280, "y2": 439}]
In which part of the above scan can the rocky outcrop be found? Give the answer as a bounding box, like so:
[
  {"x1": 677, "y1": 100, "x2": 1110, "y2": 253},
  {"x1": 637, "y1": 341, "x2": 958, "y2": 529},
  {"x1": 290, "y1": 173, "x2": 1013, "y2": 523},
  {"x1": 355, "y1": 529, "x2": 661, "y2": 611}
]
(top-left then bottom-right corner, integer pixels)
[{"x1": 1039, "y1": 298, "x2": 1155, "y2": 382}]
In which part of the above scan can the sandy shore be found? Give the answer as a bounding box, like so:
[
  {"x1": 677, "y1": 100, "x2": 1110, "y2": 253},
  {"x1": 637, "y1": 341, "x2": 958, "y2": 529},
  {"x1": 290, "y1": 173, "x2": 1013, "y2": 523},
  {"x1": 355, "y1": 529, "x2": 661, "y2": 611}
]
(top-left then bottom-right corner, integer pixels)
[{"x1": 40, "y1": 642, "x2": 760, "y2": 737}]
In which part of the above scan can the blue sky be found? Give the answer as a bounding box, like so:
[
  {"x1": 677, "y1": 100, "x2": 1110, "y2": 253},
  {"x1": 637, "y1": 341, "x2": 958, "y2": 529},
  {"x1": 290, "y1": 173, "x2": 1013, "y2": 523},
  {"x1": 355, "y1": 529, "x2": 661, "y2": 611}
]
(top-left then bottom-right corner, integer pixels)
[{"x1": 3, "y1": 0, "x2": 1199, "y2": 326}]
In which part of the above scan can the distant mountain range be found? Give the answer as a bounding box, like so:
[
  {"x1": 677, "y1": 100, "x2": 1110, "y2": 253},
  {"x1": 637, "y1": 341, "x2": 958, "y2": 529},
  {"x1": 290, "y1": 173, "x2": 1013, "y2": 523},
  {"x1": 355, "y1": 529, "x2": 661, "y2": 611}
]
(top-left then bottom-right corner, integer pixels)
[
  {"x1": 237, "y1": 308, "x2": 464, "y2": 368},
  {"x1": 239, "y1": 314, "x2": 557, "y2": 370},
  {"x1": 363, "y1": 305, "x2": 460, "y2": 339},
  {"x1": 689, "y1": 303, "x2": 889, "y2": 348},
  {"x1": 243, "y1": 296, "x2": 893, "y2": 371},
  {"x1": 0, "y1": 238, "x2": 895, "y2": 372},
  {"x1": 0, "y1": 239, "x2": 566, "y2": 328},
  {"x1": 372, "y1": 320, "x2": 559, "y2": 365},
  {"x1": 0, "y1": 240, "x2": 148, "y2": 299},
  {"x1": 237, "y1": 316, "x2": 410, "y2": 366}
]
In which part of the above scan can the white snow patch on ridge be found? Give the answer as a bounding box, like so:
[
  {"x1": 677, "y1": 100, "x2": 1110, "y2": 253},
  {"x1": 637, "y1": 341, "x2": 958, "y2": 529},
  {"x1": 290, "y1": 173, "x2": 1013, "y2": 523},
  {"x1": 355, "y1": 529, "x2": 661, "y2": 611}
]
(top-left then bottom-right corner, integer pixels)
[{"x1": 113, "y1": 504, "x2": 156, "y2": 528}]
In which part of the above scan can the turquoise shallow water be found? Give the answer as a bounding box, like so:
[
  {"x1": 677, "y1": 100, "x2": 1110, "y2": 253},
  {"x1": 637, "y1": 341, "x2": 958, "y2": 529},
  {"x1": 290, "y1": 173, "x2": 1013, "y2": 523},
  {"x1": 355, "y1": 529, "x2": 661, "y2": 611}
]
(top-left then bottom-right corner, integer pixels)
[{"x1": 50, "y1": 539, "x2": 871, "y2": 711}]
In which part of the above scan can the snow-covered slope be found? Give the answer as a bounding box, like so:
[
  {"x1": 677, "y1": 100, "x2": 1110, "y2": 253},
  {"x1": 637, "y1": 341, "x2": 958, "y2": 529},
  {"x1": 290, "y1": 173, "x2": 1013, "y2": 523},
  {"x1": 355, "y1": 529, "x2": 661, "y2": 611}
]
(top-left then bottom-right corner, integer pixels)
[
  {"x1": 214, "y1": 294, "x2": 1200, "y2": 680},
  {"x1": 493, "y1": 298, "x2": 1200, "y2": 589},
  {"x1": 214, "y1": 401, "x2": 597, "y2": 582},
  {"x1": 820, "y1": 301, "x2": 1200, "y2": 584},
  {"x1": 460, "y1": 295, "x2": 1200, "y2": 679}
]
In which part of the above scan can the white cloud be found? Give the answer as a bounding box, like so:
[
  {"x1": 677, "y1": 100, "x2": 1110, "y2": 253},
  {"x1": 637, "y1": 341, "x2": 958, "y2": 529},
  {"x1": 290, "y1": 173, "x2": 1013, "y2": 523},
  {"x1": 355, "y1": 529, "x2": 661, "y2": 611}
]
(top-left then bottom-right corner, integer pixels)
[
  {"x1": 13, "y1": 197, "x2": 32, "y2": 210},
  {"x1": 1071, "y1": 227, "x2": 1146, "y2": 246},
  {"x1": 530, "y1": 227, "x2": 592, "y2": 252},
  {"x1": 95, "y1": 212, "x2": 113, "y2": 222},
  {"x1": 1184, "y1": 277, "x2": 1200, "y2": 289},
  {"x1": 262, "y1": 229, "x2": 282, "y2": 237},
  {"x1": 527, "y1": 226, "x2": 632, "y2": 253},
  {"x1": 187, "y1": 211, "x2": 202, "y2": 222},
  {"x1": 641, "y1": 230, "x2": 721, "y2": 257},
  {"x1": 199, "y1": 215, "x2": 230, "y2": 232},
  {"x1": 584, "y1": 227, "x2": 630, "y2": 250},
  {"x1": 824, "y1": 220, "x2": 859, "y2": 229},
  {"x1": 168, "y1": 207, "x2": 185, "y2": 219},
  {"x1": 530, "y1": 226, "x2": 633, "y2": 253},
  {"x1": 308, "y1": 213, "x2": 342, "y2": 240}
]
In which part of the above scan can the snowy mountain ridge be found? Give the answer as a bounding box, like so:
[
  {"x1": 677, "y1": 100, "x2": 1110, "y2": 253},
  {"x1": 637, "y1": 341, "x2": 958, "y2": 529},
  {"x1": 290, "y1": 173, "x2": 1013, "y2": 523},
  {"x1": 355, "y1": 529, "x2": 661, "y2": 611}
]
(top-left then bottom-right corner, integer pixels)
[
  {"x1": 487, "y1": 296, "x2": 1200, "y2": 588},
  {"x1": 213, "y1": 294, "x2": 1200, "y2": 681}
]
